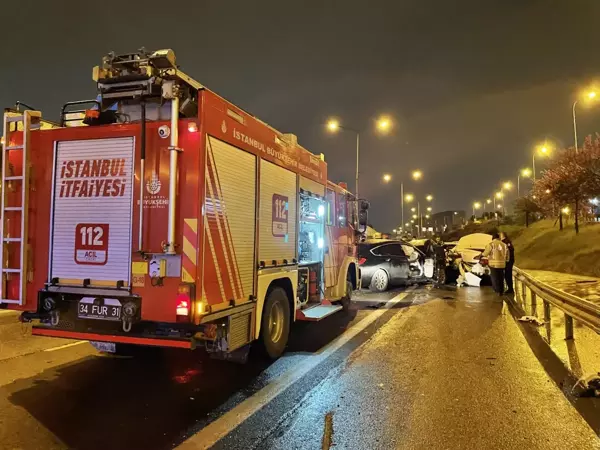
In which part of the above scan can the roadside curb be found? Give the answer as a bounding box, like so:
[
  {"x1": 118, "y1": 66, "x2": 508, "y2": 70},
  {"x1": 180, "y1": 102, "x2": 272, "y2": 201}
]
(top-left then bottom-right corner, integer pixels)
[{"x1": 0, "y1": 310, "x2": 20, "y2": 326}]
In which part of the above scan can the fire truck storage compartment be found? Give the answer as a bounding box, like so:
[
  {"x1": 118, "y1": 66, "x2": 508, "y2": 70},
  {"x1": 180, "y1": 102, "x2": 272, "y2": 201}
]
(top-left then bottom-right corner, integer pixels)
[
  {"x1": 259, "y1": 160, "x2": 296, "y2": 265},
  {"x1": 204, "y1": 136, "x2": 257, "y2": 303},
  {"x1": 50, "y1": 137, "x2": 135, "y2": 286}
]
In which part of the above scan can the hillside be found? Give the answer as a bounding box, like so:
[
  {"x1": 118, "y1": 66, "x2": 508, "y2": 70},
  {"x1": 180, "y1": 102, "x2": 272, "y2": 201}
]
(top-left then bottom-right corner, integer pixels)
[{"x1": 505, "y1": 220, "x2": 600, "y2": 277}]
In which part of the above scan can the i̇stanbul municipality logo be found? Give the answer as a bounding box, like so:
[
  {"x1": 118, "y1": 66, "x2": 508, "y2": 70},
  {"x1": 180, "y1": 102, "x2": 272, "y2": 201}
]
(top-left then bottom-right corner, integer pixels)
[{"x1": 146, "y1": 171, "x2": 161, "y2": 195}]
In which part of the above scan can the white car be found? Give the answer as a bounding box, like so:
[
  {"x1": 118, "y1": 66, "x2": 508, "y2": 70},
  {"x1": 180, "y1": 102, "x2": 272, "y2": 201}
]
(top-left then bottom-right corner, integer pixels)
[{"x1": 453, "y1": 233, "x2": 492, "y2": 264}]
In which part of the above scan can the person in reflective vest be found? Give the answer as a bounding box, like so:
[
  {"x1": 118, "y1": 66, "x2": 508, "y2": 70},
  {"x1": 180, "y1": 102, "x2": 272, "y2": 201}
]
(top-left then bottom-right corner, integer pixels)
[{"x1": 482, "y1": 233, "x2": 509, "y2": 295}]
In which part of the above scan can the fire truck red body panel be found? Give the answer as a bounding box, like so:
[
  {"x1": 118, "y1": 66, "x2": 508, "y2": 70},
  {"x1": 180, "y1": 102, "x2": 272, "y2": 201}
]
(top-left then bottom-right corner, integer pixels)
[{"x1": 1, "y1": 50, "x2": 358, "y2": 356}]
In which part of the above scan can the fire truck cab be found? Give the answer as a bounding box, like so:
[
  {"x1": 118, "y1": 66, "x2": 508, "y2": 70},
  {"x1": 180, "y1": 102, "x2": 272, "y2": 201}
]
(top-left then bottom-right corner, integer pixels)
[{"x1": 0, "y1": 48, "x2": 363, "y2": 360}]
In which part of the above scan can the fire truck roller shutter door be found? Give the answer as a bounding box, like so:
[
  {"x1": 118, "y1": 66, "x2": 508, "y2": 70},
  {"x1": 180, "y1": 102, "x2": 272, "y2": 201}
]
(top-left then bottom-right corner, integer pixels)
[
  {"x1": 258, "y1": 160, "x2": 297, "y2": 265},
  {"x1": 205, "y1": 137, "x2": 256, "y2": 302},
  {"x1": 50, "y1": 138, "x2": 134, "y2": 285}
]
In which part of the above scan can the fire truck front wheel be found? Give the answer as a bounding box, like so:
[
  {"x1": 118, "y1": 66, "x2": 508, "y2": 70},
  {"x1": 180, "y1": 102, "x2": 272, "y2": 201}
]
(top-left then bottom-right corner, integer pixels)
[{"x1": 258, "y1": 287, "x2": 291, "y2": 359}]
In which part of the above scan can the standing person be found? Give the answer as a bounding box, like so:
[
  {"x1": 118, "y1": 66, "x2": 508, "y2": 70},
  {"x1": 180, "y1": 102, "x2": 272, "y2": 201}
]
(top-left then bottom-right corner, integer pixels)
[
  {"x1": 500, "y1": 231, "x2": 515, "y2": 294},
  {"x1": 482, "y1": 233, "x2": 509, "y2": 296}
]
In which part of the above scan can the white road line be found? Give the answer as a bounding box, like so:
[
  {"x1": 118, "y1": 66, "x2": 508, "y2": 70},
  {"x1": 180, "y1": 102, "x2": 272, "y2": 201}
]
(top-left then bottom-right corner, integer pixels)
[
  {"x1": 44, "y1": 341, "x2": 89, "y2": 352},
  {"x1": 178, "y1": 289, "x2": 414, "y2": 450}
]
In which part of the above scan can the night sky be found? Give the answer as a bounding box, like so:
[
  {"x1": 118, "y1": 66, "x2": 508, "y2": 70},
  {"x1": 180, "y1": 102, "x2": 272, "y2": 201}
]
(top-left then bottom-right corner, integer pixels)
[{"x1": 3, "y1": 1, "x2": 600, "y2": 231}]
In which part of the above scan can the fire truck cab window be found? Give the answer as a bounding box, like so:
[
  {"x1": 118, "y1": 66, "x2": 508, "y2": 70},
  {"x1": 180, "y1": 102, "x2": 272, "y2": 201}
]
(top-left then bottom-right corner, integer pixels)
[{"x1": 298, "y1": 193, "x2": 326, "y2": 264}]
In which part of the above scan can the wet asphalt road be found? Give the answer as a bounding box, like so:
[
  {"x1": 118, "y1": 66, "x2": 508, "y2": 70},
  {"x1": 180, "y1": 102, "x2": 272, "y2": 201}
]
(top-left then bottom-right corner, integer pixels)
[{"x1": 1, "y1": 286, "x2": 599, "y2": 449}]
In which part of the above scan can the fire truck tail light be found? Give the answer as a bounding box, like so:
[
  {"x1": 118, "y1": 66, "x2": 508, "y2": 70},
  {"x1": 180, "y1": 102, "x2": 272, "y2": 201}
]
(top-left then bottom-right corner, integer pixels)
[
  {"x1": 187, "y1": 122, "x2": 198, "y2": 133},
  {"x1": 176, "y1": 284, "x2": 192, "y2": 317}
]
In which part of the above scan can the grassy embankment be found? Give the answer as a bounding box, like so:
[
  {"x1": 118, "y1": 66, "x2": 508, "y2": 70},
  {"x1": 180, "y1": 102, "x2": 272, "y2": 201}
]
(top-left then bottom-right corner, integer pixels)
[{"x1": 506, "y1": 220, "x2": 600, "y2": 277}]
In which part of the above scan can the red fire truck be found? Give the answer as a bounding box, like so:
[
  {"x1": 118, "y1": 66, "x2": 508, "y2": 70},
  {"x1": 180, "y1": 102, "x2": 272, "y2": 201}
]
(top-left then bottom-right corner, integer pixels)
[{"x1": 0, "y1": 49, "x2": 364, "y2": 359}]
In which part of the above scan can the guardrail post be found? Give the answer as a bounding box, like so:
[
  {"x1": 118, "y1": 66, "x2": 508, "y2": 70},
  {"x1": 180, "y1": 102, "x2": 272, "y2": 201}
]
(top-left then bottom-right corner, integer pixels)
[
  {"x1": 531, "y1": 291, "x2": 537, "y2": 316},
  {"x1": 565, "y1": 314, "x2": 574, "y2": 340},
  {"x1": 543, "y1": 300, "x2": 550, "y2": 323},
  {"x1": 521, "y1": 282, "x2": 527, "y2": 310}
]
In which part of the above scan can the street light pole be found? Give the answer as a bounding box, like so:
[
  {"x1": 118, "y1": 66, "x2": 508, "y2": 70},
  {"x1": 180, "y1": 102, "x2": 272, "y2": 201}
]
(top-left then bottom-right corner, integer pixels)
[
  {"x1": 573, "y1": 100, "x2": 579, "y2": 154},
  {"x1": 418, "y1": 202, "x2": 421, "y2": 237},
  {"x1": 401, "y1": 182, "x2": 404, "y2": 232},
  {"x1": 355, "y1": 132, "x2": 360, "y2": 199},
  {"x1": 517, "y1": 175, "x2": 520, "y2": 198}
]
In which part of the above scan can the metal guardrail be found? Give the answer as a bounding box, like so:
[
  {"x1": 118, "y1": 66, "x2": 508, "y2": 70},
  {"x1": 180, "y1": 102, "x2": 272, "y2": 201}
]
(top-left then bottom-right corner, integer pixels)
[{"x1": 512, "y1": 267, "x2": 600, "y2": 339}]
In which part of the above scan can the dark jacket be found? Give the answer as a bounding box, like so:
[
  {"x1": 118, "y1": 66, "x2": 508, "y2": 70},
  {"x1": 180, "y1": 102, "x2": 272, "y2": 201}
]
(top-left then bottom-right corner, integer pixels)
[{"x1": 503, "y1": 238, "x2": 515, "y2": 264}]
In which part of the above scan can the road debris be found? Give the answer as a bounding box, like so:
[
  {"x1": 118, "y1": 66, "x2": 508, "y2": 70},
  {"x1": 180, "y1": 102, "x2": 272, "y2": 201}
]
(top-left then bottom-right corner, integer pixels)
[
  {"x1": 573, "y1": 373, "x2": 600, "y2": 397},
  {"x1": 321, "y1": 411, "x2": 334, "y2": 450},
  {"x1": 517, "y1": 316, "x2": 545, "y2": 326}
]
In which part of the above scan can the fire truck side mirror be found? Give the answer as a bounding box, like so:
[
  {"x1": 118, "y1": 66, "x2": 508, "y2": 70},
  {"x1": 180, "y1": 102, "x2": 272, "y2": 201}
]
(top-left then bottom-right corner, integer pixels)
[{"x1": 358, "y1": 210, "x2": 368, "y2": 227}]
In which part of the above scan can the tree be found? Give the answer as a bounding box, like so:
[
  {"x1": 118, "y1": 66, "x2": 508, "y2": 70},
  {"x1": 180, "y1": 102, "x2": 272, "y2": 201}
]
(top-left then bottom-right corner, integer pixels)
[
  {"x1": 532, "y1": 137, "x2": 600, "y2": 234},
  {"x1": 514, "y1": 196, "x2": 542, "y2": 227}
]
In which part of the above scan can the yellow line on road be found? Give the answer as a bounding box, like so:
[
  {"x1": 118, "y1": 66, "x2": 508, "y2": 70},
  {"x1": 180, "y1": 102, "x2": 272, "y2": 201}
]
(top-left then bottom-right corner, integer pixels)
[
  {"x1": 44, "y1": 341, "x2": 88, "y2": 352},
  {"x1": 178, "y1": 288, "x2": 415, "y2": 450}
]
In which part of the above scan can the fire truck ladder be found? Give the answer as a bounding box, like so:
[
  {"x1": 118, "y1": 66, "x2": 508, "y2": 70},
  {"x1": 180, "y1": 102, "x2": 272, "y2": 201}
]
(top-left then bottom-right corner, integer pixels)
[{"x1": 0, "y1": 110, "x2": 40, "y2": 304}]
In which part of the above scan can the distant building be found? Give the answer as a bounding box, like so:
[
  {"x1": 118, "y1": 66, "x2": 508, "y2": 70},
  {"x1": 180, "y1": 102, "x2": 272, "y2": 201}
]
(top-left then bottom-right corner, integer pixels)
[{"x1": 430, "y1": 210, "x2": 466, "y2": 233}]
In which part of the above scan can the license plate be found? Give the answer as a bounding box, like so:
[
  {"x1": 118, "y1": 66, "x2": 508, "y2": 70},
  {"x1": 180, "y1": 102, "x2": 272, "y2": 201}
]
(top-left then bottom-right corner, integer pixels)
[
  {"x1": 90, "y1": 341, "x2": 116, "y2": 353},
  {"x1": 78, "y1": 298, "x2": 121, "y2": 321}
]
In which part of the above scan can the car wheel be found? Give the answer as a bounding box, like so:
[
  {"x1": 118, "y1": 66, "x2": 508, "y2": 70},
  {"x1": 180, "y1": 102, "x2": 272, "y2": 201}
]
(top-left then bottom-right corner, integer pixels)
[
  {"x1": 258, "y1": 287, "x2": 290, "y2": 360},
  {"x1": 370, "y1": 269, "x2": 389, "y2": 292}
]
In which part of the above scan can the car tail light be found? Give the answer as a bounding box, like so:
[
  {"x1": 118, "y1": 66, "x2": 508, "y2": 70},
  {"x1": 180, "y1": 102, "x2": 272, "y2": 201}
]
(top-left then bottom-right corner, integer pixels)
[
  {"x1": 358, "y1": 257, "x2": 367, "y2": 266},
  {"x1": 187, "y1": 122, "x2": 198, "y2": 133}
]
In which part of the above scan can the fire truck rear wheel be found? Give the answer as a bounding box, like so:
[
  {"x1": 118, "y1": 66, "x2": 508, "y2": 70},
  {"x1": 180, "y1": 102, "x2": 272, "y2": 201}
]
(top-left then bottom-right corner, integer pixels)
[
  {"x1": 341, "y1": 280, "x2": 353, "y2": 312},
  {"x1": 258, "y1": 287, "x2": 290, "y2": 359}
]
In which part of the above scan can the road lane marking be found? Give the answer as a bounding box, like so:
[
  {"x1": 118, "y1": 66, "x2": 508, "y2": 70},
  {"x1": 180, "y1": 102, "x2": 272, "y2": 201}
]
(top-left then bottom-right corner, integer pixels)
[
  {"x1": 178, "y1": 289, "x2": 414, "y2": 450},
  {"x1": 44, "y1": 341, "x2": 88, "y2": 352}
]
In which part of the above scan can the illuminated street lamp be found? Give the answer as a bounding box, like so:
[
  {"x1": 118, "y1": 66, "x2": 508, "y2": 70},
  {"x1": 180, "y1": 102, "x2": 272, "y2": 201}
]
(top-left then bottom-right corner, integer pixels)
[
  {"x1": 425, "y1": 194, "x2": 433, "y2": 201},
  {"x1": 503, "y1": 181, "x2": 513, "y2": 191},
  {"x1": 383, "y1": 170, "x2": 421, "y2": 228},
  {"x1": 425, "y1": 214, "x2": 430, "y2": 219},
  {"x1": 411, "y1": 207, "x2": 416, "y2": 212},
  {"x1": 518, "y1": 168, "x2": 532, "y2": 197},
  {"x1": 473, "y1": 201, "x2": 481, "y2": 218},
  {"x1": 533, "y1": 143, "x2": 551, "y2": 181},
  {"x1": 573, "y1": 89, "x2": 598, "y2": 153},
  {"x1": 426, "y1": 206, "x2": 432, "y2": 212},
  {"x1": 327, "y1": 116, "x2": 392, "y2": 203},
  {"x1": 405, "y1": 222, "x2": 410, "y2": 227},
  {"x1": 561, "y1": 206, "x2": 570, "y2": 215},
  {"x1": 412, "y1": 214, "x2": 418, "y2": 219},
  {"x1": 376, "y1": 116, "x2": 392, "y2": 133}
]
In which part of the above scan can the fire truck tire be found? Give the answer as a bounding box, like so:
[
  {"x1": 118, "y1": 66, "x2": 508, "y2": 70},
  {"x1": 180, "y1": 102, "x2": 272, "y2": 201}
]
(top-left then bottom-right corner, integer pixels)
[
  {"x1": 370, "y1": 269, "x2": 389, "y2": 292},
  {"x1": 340, "y1": 280, "x2": 353, "y2": 312},
  {"x1": 258, "y1": 287, "x2": 290, "y2": 359}
]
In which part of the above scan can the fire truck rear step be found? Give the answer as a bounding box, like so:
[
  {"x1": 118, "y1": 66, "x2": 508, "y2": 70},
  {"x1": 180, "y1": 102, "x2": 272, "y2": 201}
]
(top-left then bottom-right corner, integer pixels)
[{"x1": 296, "y1": 304, "x2": 343, "y2": 322}]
